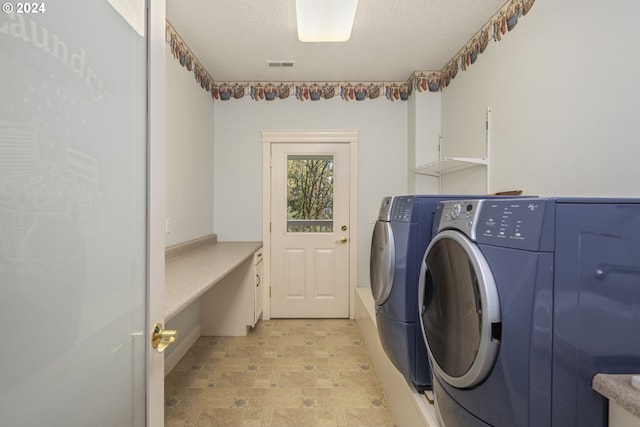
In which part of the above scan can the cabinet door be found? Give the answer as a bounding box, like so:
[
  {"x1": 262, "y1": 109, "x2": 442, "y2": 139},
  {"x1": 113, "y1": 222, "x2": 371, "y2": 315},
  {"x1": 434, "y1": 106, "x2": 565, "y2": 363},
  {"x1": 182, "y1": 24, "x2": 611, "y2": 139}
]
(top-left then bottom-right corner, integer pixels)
[{"x1": 255, "y1": 258, "x2": 264, "y2": 323}]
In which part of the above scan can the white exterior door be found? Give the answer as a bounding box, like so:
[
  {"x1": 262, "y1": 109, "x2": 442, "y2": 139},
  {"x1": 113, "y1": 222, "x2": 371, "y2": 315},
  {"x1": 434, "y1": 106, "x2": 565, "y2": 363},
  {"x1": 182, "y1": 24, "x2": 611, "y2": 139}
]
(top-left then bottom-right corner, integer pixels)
[
  {"x1": 270, "y1": 143, "x2": 350, "y2": 318},
  {"x1": 0, "y1": 1, "x2": 165, "y2": 425}
]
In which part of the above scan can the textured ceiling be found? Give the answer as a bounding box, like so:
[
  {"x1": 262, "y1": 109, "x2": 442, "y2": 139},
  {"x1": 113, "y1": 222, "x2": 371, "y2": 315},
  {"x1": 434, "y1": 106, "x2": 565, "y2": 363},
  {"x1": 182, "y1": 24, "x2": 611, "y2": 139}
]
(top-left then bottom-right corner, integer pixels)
[{"x1": 166, "y1": 0, "x2": 510, "y2": 83}]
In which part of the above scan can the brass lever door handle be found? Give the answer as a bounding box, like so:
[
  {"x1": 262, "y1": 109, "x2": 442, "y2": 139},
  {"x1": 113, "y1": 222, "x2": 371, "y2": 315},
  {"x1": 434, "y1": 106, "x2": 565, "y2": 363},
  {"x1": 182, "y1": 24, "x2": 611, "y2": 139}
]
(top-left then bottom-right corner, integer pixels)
[{"x1": 151, "y1": 322, "x2": 177, "y2": 353}]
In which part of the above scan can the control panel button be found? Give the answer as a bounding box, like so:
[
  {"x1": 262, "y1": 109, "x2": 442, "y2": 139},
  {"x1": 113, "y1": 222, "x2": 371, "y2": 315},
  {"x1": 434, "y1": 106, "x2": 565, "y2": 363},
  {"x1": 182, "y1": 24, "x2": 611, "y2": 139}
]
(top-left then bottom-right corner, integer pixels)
[{"x1": 451, "y1": 203, "x2": 462, "y2": 220}]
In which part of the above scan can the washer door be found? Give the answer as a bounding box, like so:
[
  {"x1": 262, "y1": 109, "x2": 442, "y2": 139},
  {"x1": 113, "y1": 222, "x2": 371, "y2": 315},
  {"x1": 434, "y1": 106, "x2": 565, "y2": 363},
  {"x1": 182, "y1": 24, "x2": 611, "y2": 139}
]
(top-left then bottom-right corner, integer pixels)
[
  {"x1": 419, "y1": 230, "x2": 501, "y2": 389},
  {"x1": 370, "y1": 220, "x2": 395, "y2": 305}
]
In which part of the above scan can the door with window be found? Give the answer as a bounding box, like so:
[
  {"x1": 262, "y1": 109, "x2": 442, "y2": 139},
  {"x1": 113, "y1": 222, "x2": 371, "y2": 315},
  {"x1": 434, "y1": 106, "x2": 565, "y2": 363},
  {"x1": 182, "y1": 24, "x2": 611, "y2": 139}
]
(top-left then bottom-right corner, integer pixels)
[
  {"x1": 0, "y1": 1, "x2": 164, "y2": 425},
  {"x1": 271, "y1": 143, "x2": 350, "y2": 318}
]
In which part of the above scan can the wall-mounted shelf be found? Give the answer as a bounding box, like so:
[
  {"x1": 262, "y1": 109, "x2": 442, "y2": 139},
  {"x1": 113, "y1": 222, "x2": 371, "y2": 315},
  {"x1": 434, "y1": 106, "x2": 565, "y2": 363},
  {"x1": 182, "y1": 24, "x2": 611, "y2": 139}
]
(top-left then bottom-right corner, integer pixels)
[
  {"x1": 414, "y1": 106, "x2": 492, "y2": 193},
  {"x1": 415, "y1": 157, "x2": 488, "y2": 177}
]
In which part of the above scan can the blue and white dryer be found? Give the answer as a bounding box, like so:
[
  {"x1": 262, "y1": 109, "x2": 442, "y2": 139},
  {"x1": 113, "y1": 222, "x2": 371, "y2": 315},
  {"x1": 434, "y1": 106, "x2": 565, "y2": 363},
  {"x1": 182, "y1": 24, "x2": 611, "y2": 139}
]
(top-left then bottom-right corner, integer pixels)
[
  {"x1": 418, "y1": 197, "x2": 640, "y2": 427},
  {"x1": 370, "y1": 196, "x2": 433, "y2": 389},
  {"x1": 370, "y1": 195, "x2": 484, "y2": 390}
]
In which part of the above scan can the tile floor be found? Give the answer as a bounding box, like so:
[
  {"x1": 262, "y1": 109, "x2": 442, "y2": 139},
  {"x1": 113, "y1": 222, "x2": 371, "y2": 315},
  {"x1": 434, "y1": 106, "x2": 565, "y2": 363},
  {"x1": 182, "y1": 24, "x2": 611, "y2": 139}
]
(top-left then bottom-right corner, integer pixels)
[{"x1": 165, "y1": 318, "x2": 396, "y2": 427}]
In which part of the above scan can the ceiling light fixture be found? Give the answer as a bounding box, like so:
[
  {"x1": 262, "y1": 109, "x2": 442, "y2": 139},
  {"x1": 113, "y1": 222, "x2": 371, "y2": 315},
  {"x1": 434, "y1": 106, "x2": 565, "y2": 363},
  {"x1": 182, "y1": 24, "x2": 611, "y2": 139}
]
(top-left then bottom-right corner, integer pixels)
[{"x1": 295, "y1": 0, "x2": 358, "y2": 42}]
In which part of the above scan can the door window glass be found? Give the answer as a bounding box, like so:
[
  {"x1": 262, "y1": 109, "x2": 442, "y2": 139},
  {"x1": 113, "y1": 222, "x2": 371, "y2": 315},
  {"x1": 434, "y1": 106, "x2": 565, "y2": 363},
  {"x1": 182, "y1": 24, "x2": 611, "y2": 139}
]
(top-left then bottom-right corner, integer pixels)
[{"x1": 287, "y1": 155, "x2": 334, "y2": 232}]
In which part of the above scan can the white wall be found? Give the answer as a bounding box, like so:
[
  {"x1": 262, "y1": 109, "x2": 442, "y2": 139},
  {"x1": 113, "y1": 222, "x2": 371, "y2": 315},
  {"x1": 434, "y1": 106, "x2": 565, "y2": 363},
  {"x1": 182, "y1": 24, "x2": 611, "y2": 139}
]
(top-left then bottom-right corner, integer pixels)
[
  {"x1": 165, "y1": 45, "x2": 215, "y2": 246},
  {"x1": 213, "y1": 96, "x2": 408, "y2": 287},
  {"x1": 440, "y1": 0, "x2": 640, "y2": 196},
  {"x1": 409, "y1": 91, "x2": 441, "y2": 194},
  {"x1": 168, "y1": 0, "x2": 640, "y2": 287}
]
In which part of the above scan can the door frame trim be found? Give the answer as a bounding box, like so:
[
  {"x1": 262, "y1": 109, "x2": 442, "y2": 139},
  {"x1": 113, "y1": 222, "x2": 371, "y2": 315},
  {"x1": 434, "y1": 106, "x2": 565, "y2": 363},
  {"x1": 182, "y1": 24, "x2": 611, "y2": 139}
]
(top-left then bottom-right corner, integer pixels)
[
  {"x1": 147, "y1": 1, "x2": 166, "y2": 426},
  {"x1": 261, "y1": 130, "x2": 359, "y2": 320}
]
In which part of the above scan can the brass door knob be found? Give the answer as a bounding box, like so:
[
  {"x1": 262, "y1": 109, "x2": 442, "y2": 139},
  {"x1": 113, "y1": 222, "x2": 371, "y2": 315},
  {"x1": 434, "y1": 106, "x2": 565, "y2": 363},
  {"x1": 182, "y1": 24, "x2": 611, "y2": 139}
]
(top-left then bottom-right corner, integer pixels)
[
  {"x1": 336, "y1": 237, "x2": 348, "y2": 244},
  {"x1": 151, "y1": 322, "x2": 177, "y2": 353}
]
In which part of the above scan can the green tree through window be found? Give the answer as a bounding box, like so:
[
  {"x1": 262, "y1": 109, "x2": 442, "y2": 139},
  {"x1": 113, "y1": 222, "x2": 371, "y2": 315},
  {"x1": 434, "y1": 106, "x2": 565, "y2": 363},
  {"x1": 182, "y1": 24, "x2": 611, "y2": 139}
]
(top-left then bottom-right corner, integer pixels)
[{"x1": 287, "y1": 155, "x2": 334, "y2": 232}]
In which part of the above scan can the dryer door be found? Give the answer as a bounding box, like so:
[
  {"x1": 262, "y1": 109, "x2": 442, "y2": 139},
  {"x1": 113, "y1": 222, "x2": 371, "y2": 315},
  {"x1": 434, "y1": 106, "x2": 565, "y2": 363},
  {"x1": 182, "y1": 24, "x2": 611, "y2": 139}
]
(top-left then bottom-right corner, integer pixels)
[
  {"x1": 419, "y1": 230, "x2": 501, "y2": 389},
  {"x1": 370, "y1": 220, "x2": 395, "y2": 305}
]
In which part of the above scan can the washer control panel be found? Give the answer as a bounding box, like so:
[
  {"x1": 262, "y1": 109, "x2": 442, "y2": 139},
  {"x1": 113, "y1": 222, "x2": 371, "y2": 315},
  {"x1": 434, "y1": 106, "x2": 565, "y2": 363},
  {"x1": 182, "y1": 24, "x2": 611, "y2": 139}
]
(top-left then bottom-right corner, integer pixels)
[
  {"x1": 389, "y1": 196, "x2": 415, "y2": 222},
  {"x1": 438, "y1": 200, "x2": 483, "y2": 239},
  {"x1": 437, "y1": 198, "x2": 552, "y2": 251}
]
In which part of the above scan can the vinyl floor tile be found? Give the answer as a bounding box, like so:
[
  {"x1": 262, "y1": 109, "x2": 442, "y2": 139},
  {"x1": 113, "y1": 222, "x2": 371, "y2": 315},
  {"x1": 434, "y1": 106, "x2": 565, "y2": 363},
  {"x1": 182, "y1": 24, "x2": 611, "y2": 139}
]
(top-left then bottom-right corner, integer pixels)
[{"x1": 165, "y1": 319, "x2": 395, "y2": 427}]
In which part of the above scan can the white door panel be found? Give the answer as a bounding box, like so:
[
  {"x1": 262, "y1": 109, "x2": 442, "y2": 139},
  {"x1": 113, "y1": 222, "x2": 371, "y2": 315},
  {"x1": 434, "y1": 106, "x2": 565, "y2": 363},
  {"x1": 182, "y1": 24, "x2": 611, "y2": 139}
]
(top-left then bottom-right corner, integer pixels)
[{"x1": 271, "y1": 143, "x2": 349, "y2": 318}]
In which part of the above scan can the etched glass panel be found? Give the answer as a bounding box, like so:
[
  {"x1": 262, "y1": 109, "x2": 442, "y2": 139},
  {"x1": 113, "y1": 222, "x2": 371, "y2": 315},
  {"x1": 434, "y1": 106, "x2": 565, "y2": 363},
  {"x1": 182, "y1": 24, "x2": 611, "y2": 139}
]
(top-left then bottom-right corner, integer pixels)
[{"x1": 0, "y1": 2, "x2": 147, "y2": 425}]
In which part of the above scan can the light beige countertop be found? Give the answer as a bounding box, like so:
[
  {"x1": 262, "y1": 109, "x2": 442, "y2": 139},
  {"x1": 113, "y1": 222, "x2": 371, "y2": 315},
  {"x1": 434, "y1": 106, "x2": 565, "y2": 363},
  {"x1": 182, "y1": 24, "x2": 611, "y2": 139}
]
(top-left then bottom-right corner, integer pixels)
[
  {"x1": 164, "y1": 235, "x2": 262, "y2": 321},
  {"x1": 593, "y1": 374, "x2": 640, "y2": 419}
]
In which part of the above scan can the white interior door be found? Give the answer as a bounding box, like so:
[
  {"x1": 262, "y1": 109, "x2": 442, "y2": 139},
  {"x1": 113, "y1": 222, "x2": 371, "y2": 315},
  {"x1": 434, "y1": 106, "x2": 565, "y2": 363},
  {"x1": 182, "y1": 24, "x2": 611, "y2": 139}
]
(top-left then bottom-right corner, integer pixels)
[
  {"x1": 0, "y1": 1, "x2": 164, "y2": 425},
  {"x1": 270, "y1": 143, "x2": 350, "y2": 318}
]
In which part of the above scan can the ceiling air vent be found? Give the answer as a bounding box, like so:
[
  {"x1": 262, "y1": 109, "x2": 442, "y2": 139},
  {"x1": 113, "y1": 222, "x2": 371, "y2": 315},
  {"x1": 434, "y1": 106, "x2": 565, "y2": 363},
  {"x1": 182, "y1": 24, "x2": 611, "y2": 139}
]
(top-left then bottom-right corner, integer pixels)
[{"x1": 267, "y1": 60, "x2": 295, "y2": 68}]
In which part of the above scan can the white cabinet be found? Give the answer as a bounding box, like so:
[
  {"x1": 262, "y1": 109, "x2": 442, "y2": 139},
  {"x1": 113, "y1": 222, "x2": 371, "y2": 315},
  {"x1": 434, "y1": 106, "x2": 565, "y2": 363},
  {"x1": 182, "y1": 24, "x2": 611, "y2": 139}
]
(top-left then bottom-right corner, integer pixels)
[
  {"x1": 593, "y1": 374, "x2": 640, "y2": 427},
  {"x1": 610, "y1": 402, "x2": 640, "y2": 427},
  {"x1": 199, "y1": 245, "x2": 264, "y2": 336},
  {"x1": 254, "y1": 248, "x2": 264, "y2": 324}
]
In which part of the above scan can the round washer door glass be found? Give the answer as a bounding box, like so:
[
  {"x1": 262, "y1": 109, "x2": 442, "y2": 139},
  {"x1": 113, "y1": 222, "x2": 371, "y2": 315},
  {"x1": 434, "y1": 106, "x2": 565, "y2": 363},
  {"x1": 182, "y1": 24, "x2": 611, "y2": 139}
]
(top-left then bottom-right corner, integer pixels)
[
  {"x1": 420, "y1": 230, "x2": 501, "y2": 389},
  {"x1": 370, "y1": 220, "x2": 395, "y2": 305}
]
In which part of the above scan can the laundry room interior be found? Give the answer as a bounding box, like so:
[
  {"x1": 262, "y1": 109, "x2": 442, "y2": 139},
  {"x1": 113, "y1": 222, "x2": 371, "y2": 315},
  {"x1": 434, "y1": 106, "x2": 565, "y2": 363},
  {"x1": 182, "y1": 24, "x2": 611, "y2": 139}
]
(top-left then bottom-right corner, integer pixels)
[
  {"x1": 2, "y1": 0, "x2": 639, "y2": 426},
  {"x1": 161, "y1": 0, "x2": 640, "y2": 426}
]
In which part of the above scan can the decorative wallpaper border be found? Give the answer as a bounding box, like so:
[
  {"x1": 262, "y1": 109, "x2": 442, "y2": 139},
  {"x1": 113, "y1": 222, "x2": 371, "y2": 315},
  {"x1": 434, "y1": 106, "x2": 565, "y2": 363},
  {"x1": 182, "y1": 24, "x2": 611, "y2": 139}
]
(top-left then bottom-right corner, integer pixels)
[
  {"x1": 166, "y1": 0, "x2": 535, "y2": 102},
  {"x1": 214, "y1": 81, "x2": 413, "y2": 102}
]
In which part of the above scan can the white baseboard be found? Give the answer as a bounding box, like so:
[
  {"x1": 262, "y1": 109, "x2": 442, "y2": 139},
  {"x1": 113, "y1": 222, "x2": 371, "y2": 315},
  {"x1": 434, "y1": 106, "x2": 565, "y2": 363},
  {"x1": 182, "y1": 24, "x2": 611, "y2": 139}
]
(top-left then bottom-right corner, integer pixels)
[
  {"x1": 164, "y1": 324, "x2": 201, "y2": 376},
  {"x1": 354, "y1": 287, "x2": 439, "y2": 427}
]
